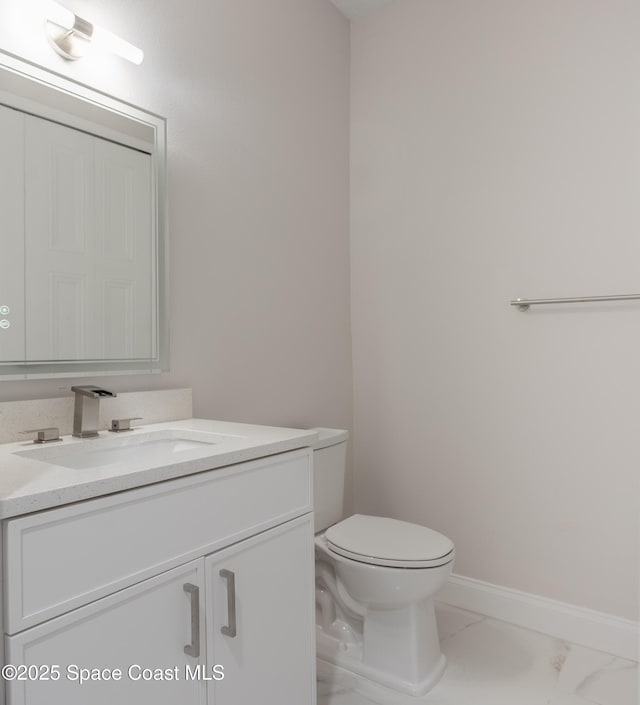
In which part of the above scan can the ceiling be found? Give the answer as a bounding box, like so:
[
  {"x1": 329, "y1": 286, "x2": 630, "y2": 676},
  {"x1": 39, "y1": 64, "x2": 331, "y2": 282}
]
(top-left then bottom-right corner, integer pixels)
[{"x1": 329, "y1": 0, "x2": 397, "y2": 20}]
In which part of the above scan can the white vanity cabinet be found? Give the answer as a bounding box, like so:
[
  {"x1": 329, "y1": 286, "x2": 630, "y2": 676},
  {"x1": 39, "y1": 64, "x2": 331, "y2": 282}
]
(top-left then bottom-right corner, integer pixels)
[
  {"x1": 2, "y1": 448, "x2": 315, "y2": 705},
  {"x1": 206, "y1": 516, "x2": 315, "y2": 704},
  {"x1": 5, "y1": 560, "x2": 207, "y2": 705}
]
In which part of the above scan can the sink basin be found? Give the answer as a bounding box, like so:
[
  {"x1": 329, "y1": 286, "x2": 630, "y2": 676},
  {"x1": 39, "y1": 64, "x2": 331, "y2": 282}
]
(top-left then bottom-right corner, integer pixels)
[{"x1": 14, "y1": 429, "x2": 244, "y2": 470}]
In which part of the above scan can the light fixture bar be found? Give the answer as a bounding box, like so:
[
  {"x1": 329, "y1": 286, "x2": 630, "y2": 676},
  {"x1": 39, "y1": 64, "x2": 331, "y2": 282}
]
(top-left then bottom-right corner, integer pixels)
[
  {"x1": 45, "y1": 2, "x2": 144, "y2": 65},
  {"x1": 91, "y1": 25, "x2": 144, "y2": 65}
]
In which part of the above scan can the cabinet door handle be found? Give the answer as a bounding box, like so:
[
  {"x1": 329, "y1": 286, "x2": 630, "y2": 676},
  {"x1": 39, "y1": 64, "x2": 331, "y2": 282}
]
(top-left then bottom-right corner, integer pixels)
[
  {"x1": 220, "y1": 569, "x2": 237, "y2": 638},
  {"x1": 183, "y1": 583, "x2": 200, "y2": 658}
]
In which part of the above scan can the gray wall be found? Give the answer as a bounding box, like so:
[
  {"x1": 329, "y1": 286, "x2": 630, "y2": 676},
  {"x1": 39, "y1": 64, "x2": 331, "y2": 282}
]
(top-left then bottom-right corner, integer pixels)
[
  {"x1": 2, "y1": 0, "x2": 637, "y2": 621},
  {"x1": 350, "y1": 0, "x2": 639, "y2": 620},
  {"x1": 0, "y1": 0, "x2": 353, "y2": 458}
]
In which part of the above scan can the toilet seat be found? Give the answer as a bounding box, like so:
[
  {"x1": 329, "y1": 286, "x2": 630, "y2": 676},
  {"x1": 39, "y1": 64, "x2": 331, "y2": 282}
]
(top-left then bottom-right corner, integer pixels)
[{"x1": 325, "y1": 514, "x2": 455, "y2": 568}]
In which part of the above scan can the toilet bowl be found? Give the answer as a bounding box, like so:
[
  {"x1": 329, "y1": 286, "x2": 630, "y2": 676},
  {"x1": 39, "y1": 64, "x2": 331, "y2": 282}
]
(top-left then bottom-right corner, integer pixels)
[{"x1": 311, "y1": 429, "x2": 455, "y2": 696}]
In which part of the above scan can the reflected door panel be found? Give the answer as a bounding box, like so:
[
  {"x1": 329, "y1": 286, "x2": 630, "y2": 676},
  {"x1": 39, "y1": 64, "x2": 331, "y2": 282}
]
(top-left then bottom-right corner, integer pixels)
[
  {"x1": 94, "y1": 138, "x2": 153, "y2": 360},
  {"x1": 23, "y1": 115, "x2": 153, "y2": 362},
  {"x1": 0, "y1": 106, "x2": 25, "y2": 363},
  {"x1": 25, "y1": 116, "x2": 94, "y2": 361}
]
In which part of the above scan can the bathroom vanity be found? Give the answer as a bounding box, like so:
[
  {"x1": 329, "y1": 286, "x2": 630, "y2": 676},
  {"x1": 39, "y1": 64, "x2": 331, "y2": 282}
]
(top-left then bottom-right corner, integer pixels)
[{"x1": 0, "y1": 419, "x2": 317, "y2": 705}]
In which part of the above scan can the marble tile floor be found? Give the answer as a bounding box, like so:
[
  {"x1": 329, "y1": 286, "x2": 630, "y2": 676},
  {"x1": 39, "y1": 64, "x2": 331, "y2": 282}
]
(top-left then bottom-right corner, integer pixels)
[{"x1": 317, "y1": 603, "x2": 638, "y2": 705}]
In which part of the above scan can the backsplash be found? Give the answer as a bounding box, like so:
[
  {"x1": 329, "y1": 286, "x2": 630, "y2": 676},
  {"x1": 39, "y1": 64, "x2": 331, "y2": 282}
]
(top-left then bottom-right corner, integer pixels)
[{"x1": 0, "y1": 388, "x2": 192, "y2": 444}]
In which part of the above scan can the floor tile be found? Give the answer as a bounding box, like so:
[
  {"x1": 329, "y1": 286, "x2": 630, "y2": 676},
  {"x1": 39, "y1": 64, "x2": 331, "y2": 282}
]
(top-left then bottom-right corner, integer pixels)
[{"x1": 317, "y1": 604, "x2": 639, "y2": 705}]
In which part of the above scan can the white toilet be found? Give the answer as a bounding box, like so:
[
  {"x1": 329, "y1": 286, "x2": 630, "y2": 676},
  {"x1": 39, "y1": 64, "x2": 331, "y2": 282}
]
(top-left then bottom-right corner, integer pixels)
[{"x1": 311, "y1": 428, "x2": 454, "y2": 696}]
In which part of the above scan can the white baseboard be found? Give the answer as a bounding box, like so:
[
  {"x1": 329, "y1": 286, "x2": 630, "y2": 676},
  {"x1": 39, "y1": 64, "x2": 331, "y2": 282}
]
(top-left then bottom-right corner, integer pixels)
[{"x1": 437, "y1": 573, "x2": 638, "y2": 662}]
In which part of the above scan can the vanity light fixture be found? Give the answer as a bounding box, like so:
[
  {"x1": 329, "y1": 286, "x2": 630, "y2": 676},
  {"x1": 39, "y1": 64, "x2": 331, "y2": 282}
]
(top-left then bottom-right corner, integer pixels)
[{"x1": 45, "y1": 1, "x2": 144, "y2": 65}]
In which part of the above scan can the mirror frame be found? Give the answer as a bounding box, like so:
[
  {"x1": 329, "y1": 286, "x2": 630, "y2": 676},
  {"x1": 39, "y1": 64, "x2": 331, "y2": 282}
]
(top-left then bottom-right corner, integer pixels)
[{"x1": 0, "y1": 51, "x2": 168, "y2": 379}]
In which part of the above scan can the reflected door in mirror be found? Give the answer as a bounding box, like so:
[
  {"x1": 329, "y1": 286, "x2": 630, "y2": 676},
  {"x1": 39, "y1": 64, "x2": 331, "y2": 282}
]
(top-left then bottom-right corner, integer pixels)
[
  {"x1": 0, "y1": 105, "x2": 26, "y2": 363},
  {"x1": 0, "y1": 106, "x2": 153, "y2": 363}
]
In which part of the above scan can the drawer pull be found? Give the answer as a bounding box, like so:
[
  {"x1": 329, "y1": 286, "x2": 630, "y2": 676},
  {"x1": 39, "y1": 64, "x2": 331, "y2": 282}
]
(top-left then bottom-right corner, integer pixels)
[
  {"x1": 220, "y1": 569, "x2": 237, "y2": 638},
  {"x1": 183, "y1": 583, "x2": 200, "y2": 657}
]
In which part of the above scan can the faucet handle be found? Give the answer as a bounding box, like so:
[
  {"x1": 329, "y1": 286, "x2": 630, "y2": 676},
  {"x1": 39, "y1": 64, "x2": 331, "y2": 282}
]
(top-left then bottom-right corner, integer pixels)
[
  {"x1": 71, "y1": 385, "x2": 117, "y2": 399},
  {"x1": 21, "y1": 427, "x2": 62, "y2": 444},
  {"x1": 109, "y1": 417, "x2": 142, "y2": 433}
]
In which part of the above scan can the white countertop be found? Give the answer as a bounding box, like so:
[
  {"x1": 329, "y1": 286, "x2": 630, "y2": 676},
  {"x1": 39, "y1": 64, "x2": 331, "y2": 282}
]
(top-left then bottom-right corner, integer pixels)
[{"x1": 0, "y1": 418, "x2": 317, "y2": 519}]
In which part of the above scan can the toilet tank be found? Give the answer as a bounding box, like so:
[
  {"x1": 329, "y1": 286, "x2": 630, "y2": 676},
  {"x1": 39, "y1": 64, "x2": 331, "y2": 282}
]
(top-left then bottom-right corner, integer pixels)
[{"x1": 310, "y1": 427, "x2": 349, "y2": 532}]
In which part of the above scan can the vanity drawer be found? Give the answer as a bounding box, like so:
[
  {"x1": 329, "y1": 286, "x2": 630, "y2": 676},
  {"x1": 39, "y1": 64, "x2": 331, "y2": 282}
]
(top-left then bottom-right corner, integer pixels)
[{"x1": 3, "y1": 448, "x2": 311, "y2": 634}]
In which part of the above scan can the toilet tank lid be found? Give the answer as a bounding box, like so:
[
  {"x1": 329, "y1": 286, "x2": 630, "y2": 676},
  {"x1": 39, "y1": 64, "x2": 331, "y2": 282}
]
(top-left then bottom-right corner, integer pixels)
[{"x1": 309, "y1": 427, "x2": 349, "y2": 450}]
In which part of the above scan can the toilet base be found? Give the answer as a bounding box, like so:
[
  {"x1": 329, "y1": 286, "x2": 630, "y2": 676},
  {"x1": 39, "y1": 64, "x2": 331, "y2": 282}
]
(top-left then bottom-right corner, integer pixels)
[
  {"x1": 315, "y1": 554, "x2": 450, "y2": 696},
  {"x1": 317, "y1": 629, "x2": 446, "y2": 696},
  {"x1": 314, "y1": 528, "x2": 453, "y2": 697}
]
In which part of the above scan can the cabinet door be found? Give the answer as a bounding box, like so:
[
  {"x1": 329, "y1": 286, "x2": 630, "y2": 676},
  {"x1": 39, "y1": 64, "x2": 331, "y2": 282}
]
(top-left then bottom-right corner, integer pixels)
[
  {"x1": 205, "y1": 515, "x2": 315, "y2": 705},
  {"x1": 6, "y1": 560, "x2": 206, "y2": 705}
]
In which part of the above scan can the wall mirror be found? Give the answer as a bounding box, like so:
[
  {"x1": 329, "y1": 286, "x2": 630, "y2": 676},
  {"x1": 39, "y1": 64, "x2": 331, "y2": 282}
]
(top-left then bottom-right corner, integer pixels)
[{"x1": 0, "y1": 53, "x2": 168, "y2": 379}]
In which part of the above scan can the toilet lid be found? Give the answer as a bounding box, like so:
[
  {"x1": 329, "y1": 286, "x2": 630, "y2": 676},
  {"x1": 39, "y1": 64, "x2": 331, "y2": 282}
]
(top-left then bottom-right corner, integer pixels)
[{"x1": 325, "y1": 514, "x2": 454, "y2": 568}]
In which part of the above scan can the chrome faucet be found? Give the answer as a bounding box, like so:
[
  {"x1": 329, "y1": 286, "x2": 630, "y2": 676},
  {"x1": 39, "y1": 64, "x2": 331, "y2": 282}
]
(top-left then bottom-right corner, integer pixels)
[{"x1": 71, "y1": 385, "x2": 117, "y2": 438}]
